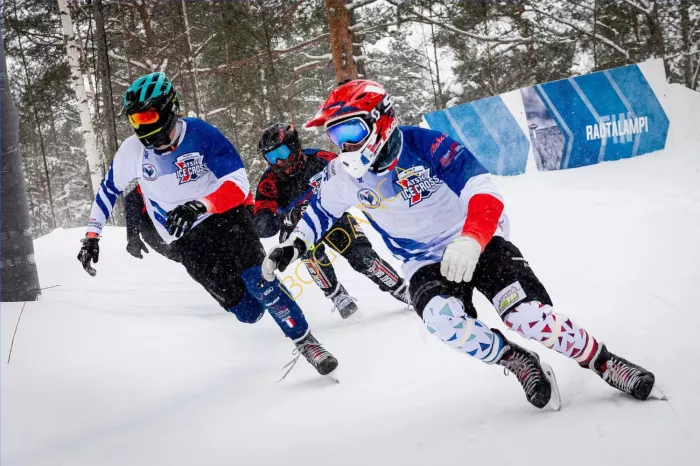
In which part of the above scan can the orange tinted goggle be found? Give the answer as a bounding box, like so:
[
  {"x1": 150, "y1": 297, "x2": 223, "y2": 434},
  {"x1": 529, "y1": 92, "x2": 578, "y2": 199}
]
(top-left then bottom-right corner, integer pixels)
[{"x1": 128, "y1": 109, "x2": 160, "y2": 128}]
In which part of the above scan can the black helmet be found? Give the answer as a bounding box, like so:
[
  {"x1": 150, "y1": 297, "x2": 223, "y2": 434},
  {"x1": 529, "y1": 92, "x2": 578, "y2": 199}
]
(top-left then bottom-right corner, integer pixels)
[
  {"x1": 258, "y1": 122, "x2": 305, "y2": 175},
  {"x1": 122, "y1": 72, "x2": 180, "y2": 150}
]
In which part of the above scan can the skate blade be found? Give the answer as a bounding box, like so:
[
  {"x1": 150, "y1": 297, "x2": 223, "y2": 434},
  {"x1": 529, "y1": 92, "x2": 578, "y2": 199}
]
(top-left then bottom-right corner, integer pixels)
[
  {"x1": 648, "y1": 384, "x2": 667, "y2": 401},
  {"x1": 541, "y1": 362, "x2": 562, "y2": 411},
  {"x1": 324, "y1": 369, "x2": 340, "y2": 383},
  {"x1": 347, "y1": 309, "x2": 364, "y2": 324}
]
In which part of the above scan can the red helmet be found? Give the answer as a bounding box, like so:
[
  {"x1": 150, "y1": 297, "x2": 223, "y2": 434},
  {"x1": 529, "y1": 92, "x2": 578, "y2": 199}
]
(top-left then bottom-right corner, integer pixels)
[{"x1": 306, "y1": 80, "x2": 398, "y2": 178}]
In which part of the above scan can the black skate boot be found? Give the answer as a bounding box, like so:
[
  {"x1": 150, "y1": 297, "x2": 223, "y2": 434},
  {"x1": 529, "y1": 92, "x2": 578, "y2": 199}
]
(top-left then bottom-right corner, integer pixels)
[
  {"x1": 495, "y1": 331, "x2": 560, "y2": 410},
  {"x1": 586, "y1": 344, "x2": 656, "y2": 401},
  {"x1": 278, "y1": 332, "x2": 339, "y2": 382},
  {"x1": 328, "y1": 284, "x2": 359, "y2": 319},
  {"x1": 391, "y1": 281, "x2": 411, "y2": 306}
]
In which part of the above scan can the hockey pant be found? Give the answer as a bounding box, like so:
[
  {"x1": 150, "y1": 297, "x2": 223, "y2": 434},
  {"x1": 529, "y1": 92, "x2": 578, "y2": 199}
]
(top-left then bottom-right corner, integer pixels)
[
  {"x1": 297, "y1": 213, "x2": 404, "y2": 298},
  {"x1": 172, "y1": 206, "x2": 309, "y2": 341},
  {"x1": 410, "y1": 237, "x2": 599, "y2": 365}
]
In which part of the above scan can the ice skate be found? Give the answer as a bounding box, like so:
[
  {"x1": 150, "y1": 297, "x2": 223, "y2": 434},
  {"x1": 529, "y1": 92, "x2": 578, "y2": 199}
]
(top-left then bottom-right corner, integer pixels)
[
  {"x1": 496, "y1": 333, "x2": 559, "y2": 410},
  {"x1": 328, "y1": 284, "x2": 359, "y2": 319},
  {"x1": 278, "y1": 332, "x2": 339, "y2": 382},
  {"x1": 587, "y1": 344, "x2": 658, "y2": 401}
]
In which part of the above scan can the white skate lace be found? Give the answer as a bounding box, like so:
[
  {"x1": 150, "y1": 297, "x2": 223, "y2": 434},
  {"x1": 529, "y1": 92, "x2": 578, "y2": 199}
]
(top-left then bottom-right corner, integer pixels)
[
  {"x1": 277, "y1": 338, "x2": 331, "y2": 382},
  {"x1": 502, "y1": 351, "x2": 543, "y2": 398},
  {"x1": 602, "y1": 357, "x2": 643, "y2": 395},
  {"x1": 330, "y1": 292, "x2": 357, "y2": 316}
]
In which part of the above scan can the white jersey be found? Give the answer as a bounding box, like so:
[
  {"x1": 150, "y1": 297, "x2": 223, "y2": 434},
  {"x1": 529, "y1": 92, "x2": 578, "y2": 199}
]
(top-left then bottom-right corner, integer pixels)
[
  {"x1": 87, "y1": 118, "x2": 249, "y2": 244},
  {"x1": 293, "y1": 126, "x2": 509, "y2": 280}
]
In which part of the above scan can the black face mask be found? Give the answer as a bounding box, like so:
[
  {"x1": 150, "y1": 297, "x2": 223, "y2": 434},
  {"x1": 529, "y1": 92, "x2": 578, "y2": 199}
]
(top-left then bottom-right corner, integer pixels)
[{"x1": 370, "y1": 129, "x2": 401, "y2": 174}]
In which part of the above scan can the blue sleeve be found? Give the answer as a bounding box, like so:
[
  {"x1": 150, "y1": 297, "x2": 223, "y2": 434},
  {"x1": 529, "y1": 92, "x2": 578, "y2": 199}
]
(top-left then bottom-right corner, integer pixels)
[
  {"x1": 421, "y1": 130, "x2": 488, "y2": 195},
  {"x1": 199, "y1": 121, "x2": 245, "y2": 179}
]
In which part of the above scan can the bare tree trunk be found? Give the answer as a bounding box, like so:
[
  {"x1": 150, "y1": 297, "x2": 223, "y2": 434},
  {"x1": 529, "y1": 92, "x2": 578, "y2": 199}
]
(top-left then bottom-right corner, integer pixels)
[
  {"x1": 93, "y1": 0, "x2": 124, "y2": 224},
  {"x1": 325, "y1": 0, "x2": 357, "y2": 83},
  {"x1": 679, "y1": 0, "x2": 692, "y2": 87},
  {"x1": 58, "y1": 0, "x2": 103, "y2": 196},
  {"x1": 349, "y1": 9, "x2": 366, "y2": 78},
  {"x1": 1, "y1": 35, "x2": 41, "y2": 301},
  {"x1": 430, "y1": 23, "x2": 445, "y2": 108},
  {"x1": 180, "y1": 0, "x2": 203, "y2": 118}
]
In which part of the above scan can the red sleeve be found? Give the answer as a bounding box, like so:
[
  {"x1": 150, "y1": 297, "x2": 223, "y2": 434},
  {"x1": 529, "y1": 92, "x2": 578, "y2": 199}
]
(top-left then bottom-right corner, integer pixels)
[
  {"x1": 243, "y1": 192, "x2": 254, "y2": 207},
  {"x1": 461, "y1": 194, "x2": 504, "y2": 250},
  {"x1": 201, "y1": 181, "x2": 247, "y2": 214}
]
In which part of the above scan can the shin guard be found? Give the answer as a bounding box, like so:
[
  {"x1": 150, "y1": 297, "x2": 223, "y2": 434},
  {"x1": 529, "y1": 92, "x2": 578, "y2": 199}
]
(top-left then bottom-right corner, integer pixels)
[
  {"x1": 504, "y1": 301, "x2": 598, "y2": 364},
  {"x1": 423, "y1": 296, "x2": 505, "y2": 363},
  {"x1": 241, "y1": 265, "x2": 309, "y2": 341}
]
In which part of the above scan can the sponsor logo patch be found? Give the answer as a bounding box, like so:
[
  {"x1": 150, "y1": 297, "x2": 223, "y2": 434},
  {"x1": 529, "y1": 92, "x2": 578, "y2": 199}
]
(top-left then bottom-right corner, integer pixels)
[
  {"x1": 174, "y1": 152, "x2": 208, "y2": 184},
  {"x1": 493, "y1": 281, "x2": 527, "y2": 315},
  {"x1": 394, "y1": 165, "x2": 443, "y2": 207},
  {"x1": 142, "y1": 163, "x2": 158, "y2": 180},
  {"x1": 430, "y1": 134, "x2": 447, "y2": 154},
  {"x1": 357, "y1": 187, "x2": 382, "y2": 209},
  {"x1": 440, "y1": 142, "x2": 463, "y2": 167},
  {"x1": 309, "y1": 171, "x2": 323, "y2": 193}
]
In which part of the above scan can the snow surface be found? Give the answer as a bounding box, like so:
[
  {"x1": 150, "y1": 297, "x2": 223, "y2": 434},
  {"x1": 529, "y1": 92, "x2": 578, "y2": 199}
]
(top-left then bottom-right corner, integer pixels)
[{"x1": 3, "y1": 137, "x2": 700, "y2": 465}]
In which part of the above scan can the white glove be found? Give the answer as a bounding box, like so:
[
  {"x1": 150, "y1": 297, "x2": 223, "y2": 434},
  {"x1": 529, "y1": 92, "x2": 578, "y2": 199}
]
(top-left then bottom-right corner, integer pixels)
[
  {"x1": 440, "y1": 236, "x2": 482, "y2": 283},
  {"x1": 262, "y1": 238, "x2": 305, "y2": 281}
]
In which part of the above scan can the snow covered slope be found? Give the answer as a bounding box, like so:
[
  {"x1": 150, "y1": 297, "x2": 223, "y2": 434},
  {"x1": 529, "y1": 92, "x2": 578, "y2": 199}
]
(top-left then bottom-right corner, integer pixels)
[{"x1": 3, "y1": 139, "x2": 700, "y2": 465}]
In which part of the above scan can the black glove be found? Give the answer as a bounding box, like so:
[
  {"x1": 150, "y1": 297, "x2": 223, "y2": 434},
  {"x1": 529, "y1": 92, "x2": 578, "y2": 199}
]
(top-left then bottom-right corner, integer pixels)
[
  {"x1": 165, "y1": 201, "x2": 207, "y2": 238},
  {"x1": 126, "y1": 235, "x2": 149, "y2": 259},
  {"x1": 262, "y1": 237, "x2": 308, "y2": 281},
  {"x1": 283, "y1": 204, "x2": 306, "y2": 228},
  {"x1": 77, "y1": 236, "x2": 100, "y2": 277}
]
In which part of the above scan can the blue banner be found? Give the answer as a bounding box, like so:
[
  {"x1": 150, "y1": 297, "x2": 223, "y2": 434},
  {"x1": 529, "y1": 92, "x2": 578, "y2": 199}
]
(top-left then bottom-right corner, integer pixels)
[
  {"x1": 424, "y1": 95, "x2": 530, "y2": 176},
  {"x1": 523, "y1": 63, "x2": 669, "y2": 170}
]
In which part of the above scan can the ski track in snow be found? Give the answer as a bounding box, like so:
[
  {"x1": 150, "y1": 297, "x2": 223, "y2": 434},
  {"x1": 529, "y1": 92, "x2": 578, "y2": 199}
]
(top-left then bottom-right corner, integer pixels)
[{"x1": 2, "y1": 147, "x2": 700, "y2": 466}]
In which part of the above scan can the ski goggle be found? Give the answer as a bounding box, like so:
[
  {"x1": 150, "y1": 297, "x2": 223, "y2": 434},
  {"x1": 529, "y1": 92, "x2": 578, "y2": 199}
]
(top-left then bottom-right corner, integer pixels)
[
  {"x1": 128, "y1": 109, "x2": 160, "y2": 128},
  {"x1": 263, "y1": 144, "x2": 292, "y2": 165},
  {"x1": 327, "y1": 117, "x2": 370, "y2": 150}
]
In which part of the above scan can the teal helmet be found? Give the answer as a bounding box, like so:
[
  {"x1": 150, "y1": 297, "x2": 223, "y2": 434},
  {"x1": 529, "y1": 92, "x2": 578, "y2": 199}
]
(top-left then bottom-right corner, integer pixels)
[{"x1": 122, "y1": 72, "x2": 179, "y2": 150}]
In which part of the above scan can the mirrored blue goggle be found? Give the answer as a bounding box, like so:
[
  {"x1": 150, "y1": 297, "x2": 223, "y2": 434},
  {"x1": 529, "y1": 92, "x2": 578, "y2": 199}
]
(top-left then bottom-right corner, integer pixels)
[
  {"x1": 263, "y1": 144, "x2": 292, "y2": 164},
  {"x1": 327, "y1": 118, "x2": 370, "y2": 149}
]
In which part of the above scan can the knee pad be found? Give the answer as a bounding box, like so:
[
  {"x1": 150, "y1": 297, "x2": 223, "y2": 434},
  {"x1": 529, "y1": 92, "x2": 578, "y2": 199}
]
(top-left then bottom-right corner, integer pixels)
[
  {"x1": 227, "y1": 292, "x2": 265, "y2": 324},
  {"x1": 342, "y1": 244, "x2": 375, "y2": 271},
  {"x1": 504, "y1": 301, "x2": 597, "y2": 363},
  {"x1": 423, "y1": 296, "x2": 504, "y2": 363},
  {"x1": 411, "y1": 277, "x2": 477, "y2": 319}
]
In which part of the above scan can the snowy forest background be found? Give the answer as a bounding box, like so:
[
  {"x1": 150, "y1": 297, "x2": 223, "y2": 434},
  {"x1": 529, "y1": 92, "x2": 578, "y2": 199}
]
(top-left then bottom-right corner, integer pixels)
[{"x1": 2, "y1": 0, "x2": 699, "y2": 237}]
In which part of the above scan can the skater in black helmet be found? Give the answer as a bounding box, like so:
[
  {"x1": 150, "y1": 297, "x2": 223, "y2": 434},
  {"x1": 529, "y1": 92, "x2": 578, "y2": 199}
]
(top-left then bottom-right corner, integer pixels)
[{"x1": 253, "y1": 122, "x2": 410, "y2": 319}]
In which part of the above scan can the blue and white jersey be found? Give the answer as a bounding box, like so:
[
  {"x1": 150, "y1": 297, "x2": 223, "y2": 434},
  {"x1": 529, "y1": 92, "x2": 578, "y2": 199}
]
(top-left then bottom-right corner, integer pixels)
[
  {"x1": 87, "y1": 118, "x2": 249, "y2": 244},
  {"x1": 293, "y1": 126, "x2": 510, "y2": 280}
]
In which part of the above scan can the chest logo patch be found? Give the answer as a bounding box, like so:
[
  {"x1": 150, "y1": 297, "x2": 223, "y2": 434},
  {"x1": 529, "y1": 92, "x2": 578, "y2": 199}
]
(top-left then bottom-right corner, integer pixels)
[
  {"x1": 309, "y1": 172, "x2": 323, "y2": 194},
  {"x1": 142, "y1": 163, "x2": 158, "y2": 181},
  {"x1": 357, "y1": 187, "x2": 382, "y2": 209},
  {"x1": 174, "y1": 152, "x2": 208, "y2": 184},
  {"x1": 395, "y1": 165, "x2": 443, "y2": 207}
]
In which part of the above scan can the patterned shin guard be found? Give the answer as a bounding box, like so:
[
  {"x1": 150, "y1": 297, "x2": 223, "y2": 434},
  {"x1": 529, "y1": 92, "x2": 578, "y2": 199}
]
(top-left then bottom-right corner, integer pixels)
[
  {"x1": 503, "y1": 301, "x2": 598, "y2": 364},
  {"x1": 423, "y1": 296, "x2": 505, "y2": 364}
]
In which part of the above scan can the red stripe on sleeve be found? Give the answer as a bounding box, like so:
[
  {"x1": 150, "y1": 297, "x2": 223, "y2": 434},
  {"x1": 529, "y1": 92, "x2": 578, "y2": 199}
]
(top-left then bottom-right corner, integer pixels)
[
  {"x1": 254, "y1": 199, "x2": 278, "y2": 214},
  {"x1": 461, "y1": 194, "x2": 504, "y2": 250},
  {"x1": 201, "y1": 181, "x2": 246, "y2": 214}
]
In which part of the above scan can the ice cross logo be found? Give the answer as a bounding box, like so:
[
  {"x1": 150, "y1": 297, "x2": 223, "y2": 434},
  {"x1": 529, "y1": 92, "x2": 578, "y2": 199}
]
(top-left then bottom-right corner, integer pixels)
[
  {"x1": 174, "y1": 152, "x2": 208, "y2": 184},
  {"x1": 309, "y1": 172, "x2": 323, "y2": 193},
  {"x1": 395, "y1": 165, "x2": 443, "y2": 207}
]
